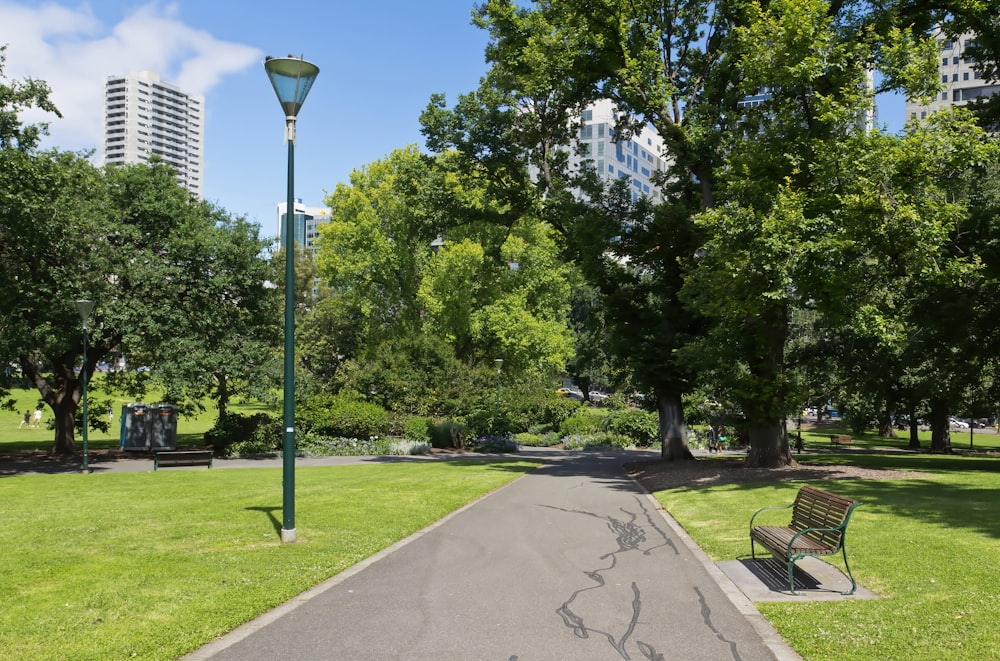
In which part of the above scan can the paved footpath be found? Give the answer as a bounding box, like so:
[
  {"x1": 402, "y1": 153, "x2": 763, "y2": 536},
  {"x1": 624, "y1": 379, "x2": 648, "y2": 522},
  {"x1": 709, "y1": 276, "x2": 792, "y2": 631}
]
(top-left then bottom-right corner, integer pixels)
[{"x1": 186, "y1": 450, "x2": 795, "y2": 661}]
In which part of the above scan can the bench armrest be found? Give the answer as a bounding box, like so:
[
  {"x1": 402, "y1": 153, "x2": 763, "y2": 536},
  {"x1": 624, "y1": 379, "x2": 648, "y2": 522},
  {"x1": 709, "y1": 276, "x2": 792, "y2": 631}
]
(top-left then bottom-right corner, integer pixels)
[{"x1": 749, "y1": 502, "x2": 792, "y2": 530}]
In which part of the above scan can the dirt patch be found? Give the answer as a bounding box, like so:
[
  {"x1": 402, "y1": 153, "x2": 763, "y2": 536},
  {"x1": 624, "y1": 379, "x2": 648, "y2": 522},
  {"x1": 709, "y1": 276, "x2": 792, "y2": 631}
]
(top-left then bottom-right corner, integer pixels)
[{"x1": 624, "y1": 457, "x2": 924, "y2": 492}]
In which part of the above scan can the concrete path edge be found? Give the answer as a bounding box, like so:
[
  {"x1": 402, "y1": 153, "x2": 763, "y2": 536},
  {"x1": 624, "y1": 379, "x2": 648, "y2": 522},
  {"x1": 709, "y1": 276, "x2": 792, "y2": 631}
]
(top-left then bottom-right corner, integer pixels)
[
  {"x1": 181, "y1": 473, "x2": 526, "y2": 660},
  {"x1": 633, "y1": 487, "x2": 802, "y2": 661},
  {"x1": 184, "y1": 458, "x2": 804, "y2": 661}
]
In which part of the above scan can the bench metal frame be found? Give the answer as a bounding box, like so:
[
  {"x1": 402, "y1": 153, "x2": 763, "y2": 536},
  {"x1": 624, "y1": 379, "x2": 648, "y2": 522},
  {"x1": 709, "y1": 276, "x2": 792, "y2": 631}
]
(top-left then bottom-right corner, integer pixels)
[
  {"x1": 749, "y1": 485, "x2": 863, "y2": 595},
  {"x1": 154, "y1": 450, "x2": 214, "y2": 470}
]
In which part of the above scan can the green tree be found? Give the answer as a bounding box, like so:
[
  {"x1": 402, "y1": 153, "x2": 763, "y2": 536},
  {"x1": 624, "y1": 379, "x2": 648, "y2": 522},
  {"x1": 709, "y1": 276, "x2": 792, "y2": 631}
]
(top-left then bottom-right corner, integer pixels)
[
  {"x1": 1, "y1": 69, "x2": 278, "y2": 453},
  {"x1": 457, "y1": 0, "x2": 965, "y2": 466},
  {"x1": 314, "y1": 146, "x2": 575, "y2": 409}
]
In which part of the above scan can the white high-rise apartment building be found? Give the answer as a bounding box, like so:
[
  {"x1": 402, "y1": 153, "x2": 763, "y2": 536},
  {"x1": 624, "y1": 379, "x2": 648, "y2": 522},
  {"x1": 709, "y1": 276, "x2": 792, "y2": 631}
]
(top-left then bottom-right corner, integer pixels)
[
  {"x1": 573, "y1": 99, "x2": 669, "y2": 202},
  {"x1": 102, "y1": 71, "x2": 205, "y2": 198},
  {"x1": 906, "y1": 31, "x2": 1000, "y2": 122}
]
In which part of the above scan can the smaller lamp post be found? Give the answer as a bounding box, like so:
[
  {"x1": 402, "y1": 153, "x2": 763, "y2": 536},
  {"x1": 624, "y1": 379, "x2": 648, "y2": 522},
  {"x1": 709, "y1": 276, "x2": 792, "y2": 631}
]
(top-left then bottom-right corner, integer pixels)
[
  {"x1": 74, "y1": 300, "x2": 95, "y2": 473},
  {"x1": 494, "y1": 358, "x2": 503, "y2": 413}
]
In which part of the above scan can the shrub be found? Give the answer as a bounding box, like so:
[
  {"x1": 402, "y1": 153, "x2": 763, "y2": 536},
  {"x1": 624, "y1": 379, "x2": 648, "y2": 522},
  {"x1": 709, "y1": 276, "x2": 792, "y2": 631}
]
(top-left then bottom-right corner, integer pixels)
[
  {"x1": 297, "y1": 435, "x2": 391, "y2": 457},
  {"x1": 558, "y1": 408, "x2": 607, "y2": 436},
  {"x1": 561, "y1": 432, "x2": 627, "y2": 451},
  {"x1": 300, "y1": 394, "x2": 388, "y2": 439},
  {"x1": 204, "y1": 412, "x2": 280, "y2": 456},
  {"x1": 603, "y1": 409, "x2": 658, "y2": 446},
  {"x1": 514, "y1": 432, "x2": 542, "y2": 446},
  {"x1": 469, "y1": 434, "x2": 519, "y2": 453},
  {"x1": 516, "y1": 431, "x2": 563, "y2": 447},
  {"x1": 428, "y1": 419, "x2": 467, "y2": 449},
  {"x1": 403, "y1": 416, "x2": 432, "y2": 443},
  {"x1": 386, "y1": 439, "x2": 431, "y2": 455},
  {"x1": 228, "y1": 439, "x2": 278, "y2": 458},
  {"x1": 464, "y1": 409, "x2": 513, "y2": 437}
]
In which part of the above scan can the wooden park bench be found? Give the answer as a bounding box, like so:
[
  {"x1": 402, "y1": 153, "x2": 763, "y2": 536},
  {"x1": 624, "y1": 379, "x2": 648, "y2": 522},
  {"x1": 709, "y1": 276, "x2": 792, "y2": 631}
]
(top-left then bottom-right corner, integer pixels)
[
  {"x1": 749, "y1": 485, "x2": 863, "y2": 594},
  {"x1": 829, "y1": 434, "x2": 854, "y2": 446},
  {"x1": 154, "y1": 450, "x2": 214, "y2": 471}
]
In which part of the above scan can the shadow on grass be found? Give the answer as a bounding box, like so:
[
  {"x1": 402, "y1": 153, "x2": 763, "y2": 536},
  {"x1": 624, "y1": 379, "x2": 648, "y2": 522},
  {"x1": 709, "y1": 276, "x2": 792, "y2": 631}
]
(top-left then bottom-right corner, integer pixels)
[
  {"x1": 643, "y1": 454, "x2": 1000, "y2": 541},
  {"x1": 246, "y1": 506, "x2": 282, "y2": 535}
]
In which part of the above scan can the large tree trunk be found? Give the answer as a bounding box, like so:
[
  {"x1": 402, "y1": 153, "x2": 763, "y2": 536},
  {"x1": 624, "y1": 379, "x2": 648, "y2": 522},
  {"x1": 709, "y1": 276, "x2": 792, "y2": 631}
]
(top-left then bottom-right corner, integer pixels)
[
  {"x1": 21, "y1": 355, "x2": 82, "y2": 455},
  {"x1": 928, "y1": 398, "x2": 952, "y2": 454},
  {"x1": 52, "y1": 394, "x2": 79, "y2": 455},
  {"x1": 742, "y1": 305, "x2": 793, "y2": 468},
  {"x1": 215, "y1": 371, "x2": 230, "y2": 421},
  {"x1": 744, "y1": 420, "x2": 794, "y2": 467},
  {"x1": 657, "y1": 391, "x2": 693, "y2": 461},
  {"x1": 878, "y1": 407, "x2": 896, "y2": 438}
]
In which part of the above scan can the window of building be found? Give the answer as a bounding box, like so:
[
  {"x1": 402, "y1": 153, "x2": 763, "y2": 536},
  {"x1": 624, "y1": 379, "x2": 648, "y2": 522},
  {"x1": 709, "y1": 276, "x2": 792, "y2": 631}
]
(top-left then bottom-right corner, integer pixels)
[
  {"x1": 920, "y1": 111, "x2": 927, "y2": 119},
  {"x1": 942, "y1": 40, "x2": 953, "y2": 50},
  {"x1": 942, "y1": 57, "x2": 949, "y2": 65},
  {"x1": 942, "y1": 75, "x2": 949, "y2": 83},
  {"x1": 952, "y1": 74, "x2": 958, "y2": 81},
  {"x1": 964, "y1": 72, "x2": 969, "y2": 80},
  {"x1": 582, "y1": 109, "x2": 593, "y2": 121},
  {"x1": 953, "y1": 56, "x2": 959, "y2": 64},
  {"x1": 942, "y1": 92, "x2": 948, "y2": 100}
]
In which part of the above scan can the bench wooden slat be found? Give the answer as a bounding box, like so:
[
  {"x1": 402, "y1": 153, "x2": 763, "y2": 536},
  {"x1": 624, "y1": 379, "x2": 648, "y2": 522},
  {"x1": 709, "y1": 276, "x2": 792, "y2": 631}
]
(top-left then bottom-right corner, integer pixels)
[
  {"x1": 749, "y1": 485, "x2": 862, "y2": 595},
  {"x1": 154, "y1": 450, "x2": 213, "y2": 470}
]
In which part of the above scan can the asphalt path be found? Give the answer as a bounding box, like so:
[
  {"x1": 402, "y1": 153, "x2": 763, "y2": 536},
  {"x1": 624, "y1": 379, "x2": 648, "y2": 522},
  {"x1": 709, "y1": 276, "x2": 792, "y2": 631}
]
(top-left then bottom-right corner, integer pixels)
[{"x1": 185, "y1": 450, "x2": 792, "y2": 661}]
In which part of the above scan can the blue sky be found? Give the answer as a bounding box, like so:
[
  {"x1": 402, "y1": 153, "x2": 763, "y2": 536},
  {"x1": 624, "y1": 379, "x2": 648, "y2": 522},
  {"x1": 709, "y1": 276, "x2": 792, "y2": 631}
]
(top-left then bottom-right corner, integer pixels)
[
  {"x1": 1, "y1": 1, "x2": 907, "y2": 240},
  {"x1": 0, "y1": 0, "x2": 492, "y2": 238}
]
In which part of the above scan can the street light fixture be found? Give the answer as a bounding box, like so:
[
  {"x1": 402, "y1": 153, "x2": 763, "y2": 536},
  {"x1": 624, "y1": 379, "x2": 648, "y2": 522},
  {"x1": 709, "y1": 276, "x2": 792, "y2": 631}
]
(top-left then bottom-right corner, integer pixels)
[
  {"x1": 74, "y1": 300, "x2": 95, "y2": 473},
  {"x1": 264, "y1": 54, "x2": 319, "y2": 544}
]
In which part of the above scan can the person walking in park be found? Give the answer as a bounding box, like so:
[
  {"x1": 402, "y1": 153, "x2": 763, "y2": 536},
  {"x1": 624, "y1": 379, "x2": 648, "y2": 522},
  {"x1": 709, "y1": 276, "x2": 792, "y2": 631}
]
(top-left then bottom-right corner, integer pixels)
[
  {"x1": 707, "y1": 424, "x2": 718, "y2": 453},
  {"x1": 31, "y1": 407, "x2": 42, "y2": 428},
  {"x1": 18, "y1": 410, "x2": 30, "y2": 429}
]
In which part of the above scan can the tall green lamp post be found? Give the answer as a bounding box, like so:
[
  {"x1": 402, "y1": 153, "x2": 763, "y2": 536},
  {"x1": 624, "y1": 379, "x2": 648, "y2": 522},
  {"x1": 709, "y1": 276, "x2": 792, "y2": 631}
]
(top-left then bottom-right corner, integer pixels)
[
  {"x1": 74, "y1": 300, "x2": 95, "y2": 473},
  {"x1": 264, "y1": 55, "x2": 319, "y2": 544}
]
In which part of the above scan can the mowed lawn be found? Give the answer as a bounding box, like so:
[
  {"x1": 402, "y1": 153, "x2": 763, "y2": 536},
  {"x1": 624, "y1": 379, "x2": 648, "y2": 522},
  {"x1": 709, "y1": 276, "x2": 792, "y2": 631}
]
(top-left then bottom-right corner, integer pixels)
[
  {"x1": 0, "y1": 460, "x2": 539, "y2": 660},
  {"x1": 655, "y1": 453, "x2": 1000, "y2": 661}
]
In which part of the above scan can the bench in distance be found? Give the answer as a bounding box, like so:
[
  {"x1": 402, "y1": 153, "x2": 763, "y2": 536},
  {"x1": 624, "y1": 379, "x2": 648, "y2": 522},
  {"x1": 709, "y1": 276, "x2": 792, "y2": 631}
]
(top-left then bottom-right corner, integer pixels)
[
  {"x1": 749, "y1": 485, "x2": 863, "y2": 594},
  {"x1": 154, "y1": 450, "x2": 214, "y2": 470}
]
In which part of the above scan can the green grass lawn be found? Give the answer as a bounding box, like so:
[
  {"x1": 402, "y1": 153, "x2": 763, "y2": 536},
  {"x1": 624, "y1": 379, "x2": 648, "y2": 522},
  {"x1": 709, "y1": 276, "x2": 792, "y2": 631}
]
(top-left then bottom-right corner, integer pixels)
[
  {"x1": 0, "y1": 460, "x2": 539, "y2": 660},
  {"x1": 793, "y1": 422, "x2": 1000, "y2": 453},
  {"x1": 1, "y1": 385, "x2": 266, "y2": 451},
  {"x1": 654, "y1": 453, "x2": 1000, "y2": 660}
]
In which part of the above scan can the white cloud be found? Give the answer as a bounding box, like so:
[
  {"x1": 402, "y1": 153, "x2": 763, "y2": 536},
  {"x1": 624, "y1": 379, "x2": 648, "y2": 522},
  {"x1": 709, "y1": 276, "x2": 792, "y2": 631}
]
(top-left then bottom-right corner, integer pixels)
[{"x1": 0, "y1": 1, "x2": 261, "y2": 152}]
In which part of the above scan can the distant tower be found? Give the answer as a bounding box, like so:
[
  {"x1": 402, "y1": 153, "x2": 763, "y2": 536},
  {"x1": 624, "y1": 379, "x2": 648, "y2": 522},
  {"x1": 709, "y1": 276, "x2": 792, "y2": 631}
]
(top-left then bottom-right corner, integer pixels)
[
  {"x1": 276, "y1": 199, "x2": 330, "y2": 256},
  {"x1": 566, "y1": 99, "x2": 671, "y2": 203},
  {"x1": 102, "y1": 71, "x2": 205, "y2": 198},
  {"x1": 906, "y1": 31, "x2": 1000, "y2": 124}
]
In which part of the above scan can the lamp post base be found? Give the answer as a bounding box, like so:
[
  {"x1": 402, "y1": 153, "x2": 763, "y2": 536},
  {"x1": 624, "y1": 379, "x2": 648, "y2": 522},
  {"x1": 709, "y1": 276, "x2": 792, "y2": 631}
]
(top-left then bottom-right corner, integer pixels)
[{"x1": 280, "y1": 527, "x2": 297, "y2": 543}]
